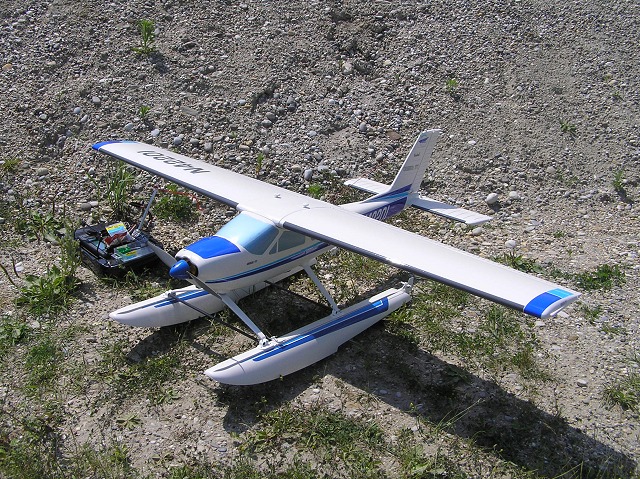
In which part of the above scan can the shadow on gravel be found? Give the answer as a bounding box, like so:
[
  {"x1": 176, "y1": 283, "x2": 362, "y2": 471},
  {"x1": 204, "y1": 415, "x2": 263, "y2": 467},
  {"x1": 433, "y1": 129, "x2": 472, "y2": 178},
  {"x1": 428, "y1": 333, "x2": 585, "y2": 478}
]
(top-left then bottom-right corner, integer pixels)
[
  {"x1": 121, "y1": 275, "x2": 635, "y2": 477},
  {"x1": 214, "y1": 321, "x2": 636, "y2": 478}
]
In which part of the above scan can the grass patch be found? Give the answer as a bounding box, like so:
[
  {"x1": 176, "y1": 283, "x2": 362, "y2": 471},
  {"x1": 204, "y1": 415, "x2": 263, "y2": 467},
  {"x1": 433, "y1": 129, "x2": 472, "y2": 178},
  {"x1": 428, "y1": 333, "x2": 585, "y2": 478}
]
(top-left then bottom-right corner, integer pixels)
[
  {"x1": 16, "y1": 264, "x2": 80, "y2": 316},
  {"x1": 0, "y1": 314, "x2": 30, "y2": 358},
  {"x1": 559, "y1": 119, "x2": 577, "y2": 136},
  {"x1": 98, "y1": 338, "x2": 185, "y2": 403},
  {"x1": 395, "y1": 281, "x2": 546, "y2": 380},
  {"x1": 574, "y1": 264, "x2": 625, "y2": 291},
  {"x1": 101, "y1": 268, "x2": 177, "y2": 302},
  {"x1": 23, "y1": 335, "x2": 63, "y2": 394},
  {"x1": 604, "y1": 352, "x2": 640, "y2": 412},
  {"x1": 0, "y1": 156, "x2": 21, "y2": 178},
  {"x1": 154, "y1": 184, "x2": 199, "y2": 222},
  {"x1": 242, "y1": 405, "x2": 385, "y2": 478},
  {"x1": 91, "y1": 160, "x2": 135, "y2": 219},
  {"x1": 307, "y1": 183, "x2": 324, "y2": 199},
  {"x1": 494, "y1": 251, "x2": 543, "y2": 274}
]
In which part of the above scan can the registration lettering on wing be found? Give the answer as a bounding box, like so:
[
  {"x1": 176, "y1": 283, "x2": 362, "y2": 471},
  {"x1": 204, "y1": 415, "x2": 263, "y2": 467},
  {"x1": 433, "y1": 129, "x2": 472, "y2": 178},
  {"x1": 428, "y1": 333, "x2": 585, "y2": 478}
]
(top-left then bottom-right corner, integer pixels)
[{"x1": 138, "y1": 150, "x2": 211, "y2": 174}]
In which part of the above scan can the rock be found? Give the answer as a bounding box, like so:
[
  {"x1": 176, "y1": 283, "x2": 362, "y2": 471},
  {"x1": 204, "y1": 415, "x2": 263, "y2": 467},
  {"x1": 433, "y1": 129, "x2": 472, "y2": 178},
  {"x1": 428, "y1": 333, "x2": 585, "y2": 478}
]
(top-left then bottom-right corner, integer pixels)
[
  {"x1": 577, "y1": 379, "x2": 588, "y2": 388},
  {"x1": 485, "y1": 192, "x2": 499, "y2": 205}
]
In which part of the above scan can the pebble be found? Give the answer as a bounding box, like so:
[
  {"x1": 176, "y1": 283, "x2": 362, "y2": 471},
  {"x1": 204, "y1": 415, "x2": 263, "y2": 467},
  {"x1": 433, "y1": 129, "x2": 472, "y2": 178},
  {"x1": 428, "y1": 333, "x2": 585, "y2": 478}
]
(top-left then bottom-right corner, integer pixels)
[
  {"x1": 505, "y1": 239, "x2": 517, "y2": 249},
  {"x1": 577, "y1": 379, "x2": 588, "y2": 388},
  {"x1": 124, "y1": 122, "x2": 134, "y2": 132},
  {"x1": 173, "y1": 137, "x2": 183, "y2": 146},
  {"x1": 150, "y1": 128, "x2": 160, "y2": 137},
  {"x1": 485, "y1": 192, "x2": 499, "y2": 205},
  {"x1": 303, "y1": 169, "x2": 314, "y2": 181},
  {"x1": 508, "y1": 191, "x2": 521, "y2": 200}
]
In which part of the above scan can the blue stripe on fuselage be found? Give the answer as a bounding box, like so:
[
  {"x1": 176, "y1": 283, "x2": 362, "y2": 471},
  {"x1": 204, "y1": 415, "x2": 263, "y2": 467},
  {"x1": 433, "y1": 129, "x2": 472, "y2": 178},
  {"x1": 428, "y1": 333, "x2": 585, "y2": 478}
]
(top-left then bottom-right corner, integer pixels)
[{"x1": 207, "y1": 241, "x2": 329, "y2": 285}]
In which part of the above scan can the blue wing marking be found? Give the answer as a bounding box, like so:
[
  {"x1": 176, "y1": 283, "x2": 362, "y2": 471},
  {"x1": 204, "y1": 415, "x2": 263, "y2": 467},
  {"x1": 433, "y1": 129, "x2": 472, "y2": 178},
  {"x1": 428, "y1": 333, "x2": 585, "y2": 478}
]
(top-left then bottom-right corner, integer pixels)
[{"x1": 524, "y1": 288, "x2": 575, "y2": 318}]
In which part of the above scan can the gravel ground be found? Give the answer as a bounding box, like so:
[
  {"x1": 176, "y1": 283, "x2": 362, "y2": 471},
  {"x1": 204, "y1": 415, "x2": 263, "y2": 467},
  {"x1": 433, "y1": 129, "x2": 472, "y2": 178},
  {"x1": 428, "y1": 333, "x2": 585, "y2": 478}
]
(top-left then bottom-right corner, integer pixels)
[{"x1": 1, "y1": 0, "x2": 639, "y2": 477}]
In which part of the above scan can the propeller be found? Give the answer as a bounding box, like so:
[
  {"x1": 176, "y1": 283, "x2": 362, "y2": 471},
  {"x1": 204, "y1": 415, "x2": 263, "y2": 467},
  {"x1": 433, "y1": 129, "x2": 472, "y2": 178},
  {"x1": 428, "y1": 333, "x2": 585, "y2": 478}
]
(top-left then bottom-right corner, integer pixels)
[
  {"x1": 147, "y1": 241, "x2": 196, "y2": 280},
  {"x1": 148, "y1": 241, "x2": 177, "y2": 268}
]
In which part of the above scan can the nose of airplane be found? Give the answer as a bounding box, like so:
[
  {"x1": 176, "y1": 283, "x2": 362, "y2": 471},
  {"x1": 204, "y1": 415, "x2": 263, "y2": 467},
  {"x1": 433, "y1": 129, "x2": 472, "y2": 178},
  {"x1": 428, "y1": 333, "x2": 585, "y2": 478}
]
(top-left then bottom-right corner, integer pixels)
[{"x1": 169, "y1": 259, "x2": 192, "y2": 279}]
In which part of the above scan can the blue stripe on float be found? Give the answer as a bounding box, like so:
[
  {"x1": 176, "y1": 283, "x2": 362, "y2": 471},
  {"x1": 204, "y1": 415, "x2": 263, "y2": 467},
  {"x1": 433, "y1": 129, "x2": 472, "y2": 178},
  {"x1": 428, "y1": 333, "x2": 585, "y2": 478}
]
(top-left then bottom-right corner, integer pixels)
[
  {"x1": 252, "y1": 297, "x2": 389, "y2": 362},
  {"x1": 524, "y1": 288, "x2": 573, "y2": 317}
]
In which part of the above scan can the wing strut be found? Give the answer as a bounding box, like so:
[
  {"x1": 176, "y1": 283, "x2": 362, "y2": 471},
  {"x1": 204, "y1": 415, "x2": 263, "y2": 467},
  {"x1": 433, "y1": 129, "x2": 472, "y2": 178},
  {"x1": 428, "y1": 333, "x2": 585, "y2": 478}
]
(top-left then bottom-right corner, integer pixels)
[
  {"x1": 166, "y1": 291, "x2": 257, "y2": 341},
  {"x1": 187, "y1": 273, "x2": 268, "y2": 344},
  {"x1": 304, "y1": 264, "x2": 340, "y2": 314}
]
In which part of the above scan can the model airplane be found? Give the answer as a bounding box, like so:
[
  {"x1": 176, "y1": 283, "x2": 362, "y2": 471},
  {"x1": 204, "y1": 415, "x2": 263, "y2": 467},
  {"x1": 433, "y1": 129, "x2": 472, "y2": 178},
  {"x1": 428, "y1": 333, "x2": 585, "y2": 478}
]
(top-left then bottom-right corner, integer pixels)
[{"x1": 92, "y1": 130, "x2": 580, "y2": 385}]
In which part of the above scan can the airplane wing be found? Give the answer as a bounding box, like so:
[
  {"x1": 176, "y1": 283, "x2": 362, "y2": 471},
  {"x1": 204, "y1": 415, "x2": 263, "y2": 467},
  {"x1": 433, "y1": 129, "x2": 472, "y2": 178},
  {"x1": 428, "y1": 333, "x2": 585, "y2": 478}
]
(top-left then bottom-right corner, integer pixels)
[{"x1": 93, "y1": 140, "x2": 580, "y2": 319}]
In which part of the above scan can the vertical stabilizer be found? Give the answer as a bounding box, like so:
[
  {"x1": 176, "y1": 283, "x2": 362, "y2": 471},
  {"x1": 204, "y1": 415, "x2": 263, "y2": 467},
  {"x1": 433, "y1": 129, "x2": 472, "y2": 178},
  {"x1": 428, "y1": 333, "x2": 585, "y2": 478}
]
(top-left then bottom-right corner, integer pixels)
[{"x1": 384, "y1": 129, "x2": 441, "y2": 197}]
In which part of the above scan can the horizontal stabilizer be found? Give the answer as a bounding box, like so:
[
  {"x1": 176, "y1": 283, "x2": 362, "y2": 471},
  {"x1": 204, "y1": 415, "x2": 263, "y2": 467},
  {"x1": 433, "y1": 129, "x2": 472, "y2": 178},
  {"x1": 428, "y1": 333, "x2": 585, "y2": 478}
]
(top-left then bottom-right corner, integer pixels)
[
  {"x1": 343, "y1": 178, "x2": 388, "y2": 195},
  {"x1": 410, "y1": 196, "x2": 492, "y2": 226}
]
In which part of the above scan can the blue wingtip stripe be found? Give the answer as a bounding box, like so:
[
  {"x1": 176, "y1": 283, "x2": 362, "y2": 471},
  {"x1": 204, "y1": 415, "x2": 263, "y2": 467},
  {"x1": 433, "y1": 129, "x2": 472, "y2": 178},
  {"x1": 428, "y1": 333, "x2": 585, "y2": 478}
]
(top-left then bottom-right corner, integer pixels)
[
  {"x1": 524, "y1": 289, "x2": 574, "y2": 317},
  {"x1": 92, "y1": 140, "x2": 136, "y2": 151}
]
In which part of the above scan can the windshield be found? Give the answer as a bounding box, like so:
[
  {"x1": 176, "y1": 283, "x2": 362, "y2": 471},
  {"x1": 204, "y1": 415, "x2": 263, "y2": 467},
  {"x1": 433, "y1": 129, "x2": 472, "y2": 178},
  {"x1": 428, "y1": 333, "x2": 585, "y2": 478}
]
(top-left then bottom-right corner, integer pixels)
[{"x1": 216, "y1": 213, "x2": 279, "y2": 255}]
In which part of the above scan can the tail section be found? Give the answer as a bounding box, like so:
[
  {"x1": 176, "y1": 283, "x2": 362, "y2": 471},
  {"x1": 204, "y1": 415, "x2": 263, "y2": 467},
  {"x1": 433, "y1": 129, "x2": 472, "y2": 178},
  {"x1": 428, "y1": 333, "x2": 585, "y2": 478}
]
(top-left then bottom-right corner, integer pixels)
[
  {"x1": 345, "y1": 129, "x2": 441, "y2": 200},
  {"x1": 345, "y1": 128, "x2": 492, "y2": 226},
  {"x1": 384, "y1": 129, "x2": 442, "y2": 198}
]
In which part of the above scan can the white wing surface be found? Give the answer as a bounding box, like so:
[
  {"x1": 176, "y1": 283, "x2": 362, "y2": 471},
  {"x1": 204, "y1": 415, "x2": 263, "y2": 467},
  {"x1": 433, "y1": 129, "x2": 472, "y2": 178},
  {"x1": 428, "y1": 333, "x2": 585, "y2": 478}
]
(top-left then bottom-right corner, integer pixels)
[{"x1": 93, "y1": 140, "x2": 580, "y2": 318}]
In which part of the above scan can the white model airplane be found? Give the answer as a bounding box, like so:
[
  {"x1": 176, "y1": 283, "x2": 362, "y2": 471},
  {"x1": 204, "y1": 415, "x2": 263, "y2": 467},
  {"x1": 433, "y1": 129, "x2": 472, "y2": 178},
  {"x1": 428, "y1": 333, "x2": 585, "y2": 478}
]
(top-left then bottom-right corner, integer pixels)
[{"x1": 92, "y1": 129, "x2": 580, "y2": 385}]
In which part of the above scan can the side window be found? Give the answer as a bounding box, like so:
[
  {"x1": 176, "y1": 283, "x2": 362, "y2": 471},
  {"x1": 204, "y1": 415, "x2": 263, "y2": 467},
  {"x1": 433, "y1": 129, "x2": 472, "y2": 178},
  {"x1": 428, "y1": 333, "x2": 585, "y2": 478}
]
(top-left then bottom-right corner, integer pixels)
[{"x1": 270, "y1": 231, "x2": 306, "y2": 254}]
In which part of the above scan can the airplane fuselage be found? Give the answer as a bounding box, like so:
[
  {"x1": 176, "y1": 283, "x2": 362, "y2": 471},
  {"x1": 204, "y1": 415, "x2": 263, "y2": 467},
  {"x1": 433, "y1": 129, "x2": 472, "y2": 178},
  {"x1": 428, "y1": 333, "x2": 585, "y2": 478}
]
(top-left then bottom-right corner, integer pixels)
[{"x1": 169, "y1": 194, "x2": 409, "y2": 292}]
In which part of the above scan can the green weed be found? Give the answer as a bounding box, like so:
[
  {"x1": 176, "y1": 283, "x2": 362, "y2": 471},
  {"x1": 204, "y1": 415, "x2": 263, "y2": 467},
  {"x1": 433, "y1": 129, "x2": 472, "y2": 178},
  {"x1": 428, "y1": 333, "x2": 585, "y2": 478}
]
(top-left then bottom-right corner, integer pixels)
[
  {"x1": 0, "y1": 314, "x2": 30, "y2": 358},
  {"x1": 91, "y1": 160, "x2": 135, "y2": 219},
  {"x1": 255, "y1": 151, "x2": 265, "y2": 178},
  {"x1": 445, "y1": 77, "x2": 460, "y2": 99},
  {"x1": 115, "y1": 413, "x2": 142, "y2": 430},
  {"x1": 574, "y1": 264, "x2": 625, "y2": 291},
  {"x1": 132, "y1": 19, "x2": 156, "y2": 55},
  {"x1": 495, "y1": 251, "x2": 543, "y2": 274},
  {"x1": 559, "y1": 119, "x2": 577, "y2": 136},
  {"x1": 0, "y1": 414, "x2": 63, "y2": 479},
  {"x1": 154, "y1": 184, "x2": 198, "y2": 222},
  {"x1": 16, "y1": 264, "x2": 80, "y2": 316},
  {"x1": 66, "y1": 442, "x2": 135, "y2": 479},
  {"x1": 603, "y1": 352, "x2": 640, "y2": 412},
  {"x1": 16, "y1": 210, "x2": 62, "y2": 243},
  {"x1": 612, "y1": 169, "x2": 631, "y2": 202},
  {"x1": 138, "y1": 105, "x2": 151, "y2": 120},
  {"x1": 101, "y1": 268, "x2": 170, "y2": 302},
  {"x1": 99, "y1": 340, "x2": 184, "y2": 402},
  {"x1": 405, "y1": 282, "x2": 545, "y2": 380},
  {"x1": 0, "y1": 157, "x2": 21, "y2": 178},
  {"x1": 307, "y1": 183, "x2": 324, "y2": 199},
  {"x1": 579, "y1": 303, "x2": 602, "y2": 324}
]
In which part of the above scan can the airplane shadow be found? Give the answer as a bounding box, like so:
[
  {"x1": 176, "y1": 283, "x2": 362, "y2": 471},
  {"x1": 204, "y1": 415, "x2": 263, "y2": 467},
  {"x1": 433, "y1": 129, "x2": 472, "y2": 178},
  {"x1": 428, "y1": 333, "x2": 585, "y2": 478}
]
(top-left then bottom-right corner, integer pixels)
[
  {"x1": 211, "y1": 324, "x2": 636, "y2": 477},
  {"x1": 122, "y1": 277, "x2": 636, "y2": 477}
]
